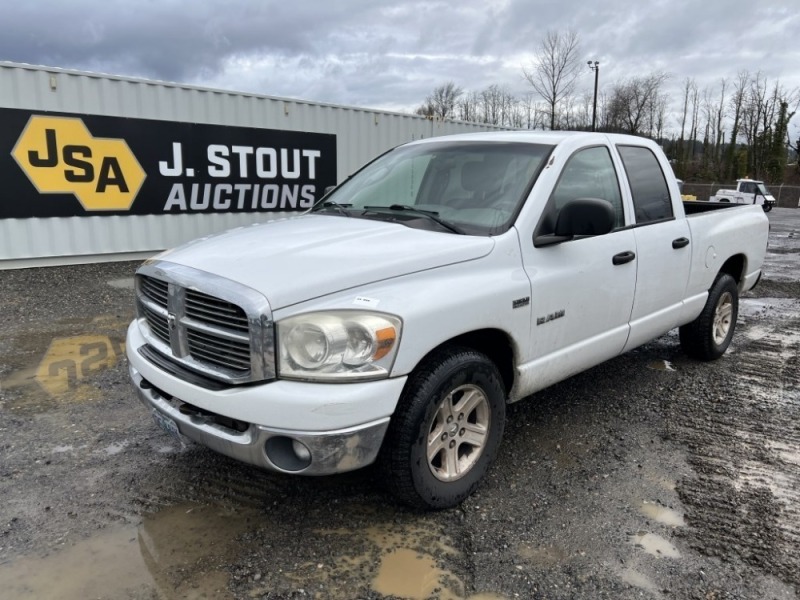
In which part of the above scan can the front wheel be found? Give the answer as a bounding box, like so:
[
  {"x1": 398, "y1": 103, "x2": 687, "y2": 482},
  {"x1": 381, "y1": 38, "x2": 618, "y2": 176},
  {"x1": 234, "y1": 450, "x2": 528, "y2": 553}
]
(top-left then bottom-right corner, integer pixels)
[
  {"x1": 379, "y1": 346, "x2": 506, "y2": 510},
  {"x1": 679, "y1": 273, "x2": 739, "y2": 361},
  {"x1": 763, "y1": 203, "x2": 773, "y2": 213}
]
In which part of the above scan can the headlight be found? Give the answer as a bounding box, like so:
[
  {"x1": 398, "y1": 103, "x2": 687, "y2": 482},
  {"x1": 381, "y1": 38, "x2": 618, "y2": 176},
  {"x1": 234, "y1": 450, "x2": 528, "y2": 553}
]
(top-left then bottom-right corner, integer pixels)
[{"x1": 277, "y1": 311, "x2": 402, "y2": 381}]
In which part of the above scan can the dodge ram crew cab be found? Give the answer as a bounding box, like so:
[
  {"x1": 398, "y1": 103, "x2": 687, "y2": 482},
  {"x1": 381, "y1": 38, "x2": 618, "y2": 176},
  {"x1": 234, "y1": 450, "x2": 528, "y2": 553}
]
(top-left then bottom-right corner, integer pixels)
[{"x1": 127, "y1": 132, "x2": 769, "y2": 509}]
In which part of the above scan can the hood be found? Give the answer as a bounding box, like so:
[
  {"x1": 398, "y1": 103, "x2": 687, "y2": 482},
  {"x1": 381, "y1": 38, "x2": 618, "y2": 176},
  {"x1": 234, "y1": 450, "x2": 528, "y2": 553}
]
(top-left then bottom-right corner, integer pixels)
[{"x1": 155, "y1": 214, "x2": 494, "y2": 309}]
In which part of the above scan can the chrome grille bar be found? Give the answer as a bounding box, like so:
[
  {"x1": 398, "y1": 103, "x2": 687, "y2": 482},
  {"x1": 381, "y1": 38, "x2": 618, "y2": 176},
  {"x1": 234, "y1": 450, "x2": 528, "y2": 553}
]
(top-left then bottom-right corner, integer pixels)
[
  {"x1": 141, "y1": 276, "x2": 168, "y2": 307},
  {"x1": 187, "y1": 331, "x2": 251, "y2": 372},
  {"x1": 142, "y1": 304, "x2": 170, "y2": 344},
  {"x1": 185, "y1": 290, "x2": 249, "y2": 332},
  {"x1": 134, "y1": 260, "x2": 275, "y2": 385}
]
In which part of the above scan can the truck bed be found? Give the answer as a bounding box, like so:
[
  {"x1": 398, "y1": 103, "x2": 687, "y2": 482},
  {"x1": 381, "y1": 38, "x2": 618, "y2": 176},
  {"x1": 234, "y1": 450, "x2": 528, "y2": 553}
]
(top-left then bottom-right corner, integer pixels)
[{"x1": 683, "y1": 200, "x2": 746, "y2": 215}]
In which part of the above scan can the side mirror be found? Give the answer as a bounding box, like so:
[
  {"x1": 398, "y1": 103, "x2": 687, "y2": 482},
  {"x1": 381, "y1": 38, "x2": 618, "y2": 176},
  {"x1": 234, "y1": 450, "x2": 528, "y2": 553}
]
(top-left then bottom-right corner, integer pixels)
[
  {"x1": 534, "y1": 198, "x2": 615, "y2": 247},
  {"x1": 554, "y1": 198, "x2": 615, "y2": 237}
]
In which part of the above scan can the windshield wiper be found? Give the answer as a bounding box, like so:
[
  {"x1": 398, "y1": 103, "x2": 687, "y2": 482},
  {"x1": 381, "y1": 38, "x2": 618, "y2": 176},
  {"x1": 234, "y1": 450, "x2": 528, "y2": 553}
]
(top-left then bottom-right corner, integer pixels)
[
  {"x1": 363, "y1": 204, "x2": 465, "y2": 234},
  {"x1": 312, "y1": 201, "x2": 353, "y2": 217}
]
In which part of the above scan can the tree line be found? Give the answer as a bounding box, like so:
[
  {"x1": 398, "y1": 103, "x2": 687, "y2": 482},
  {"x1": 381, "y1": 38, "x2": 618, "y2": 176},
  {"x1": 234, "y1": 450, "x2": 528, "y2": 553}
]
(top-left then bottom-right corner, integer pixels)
[{"x1": 415, "y1": 31, "x2": 799, "y2": 184}]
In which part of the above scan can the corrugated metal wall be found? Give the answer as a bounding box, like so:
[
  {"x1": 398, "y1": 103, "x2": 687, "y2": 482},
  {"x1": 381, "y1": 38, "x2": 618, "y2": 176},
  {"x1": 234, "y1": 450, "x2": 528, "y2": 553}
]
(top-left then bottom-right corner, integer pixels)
[{"x1": 0, "y1": 62, "x2": 510, "y2": 268}]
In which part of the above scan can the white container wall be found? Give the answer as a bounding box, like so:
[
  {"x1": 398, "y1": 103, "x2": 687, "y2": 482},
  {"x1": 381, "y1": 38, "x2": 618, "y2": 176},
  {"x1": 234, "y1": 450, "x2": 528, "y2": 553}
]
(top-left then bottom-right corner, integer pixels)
[{"x1": 0, "y1": 62, "x2": 510, "y2": 268}]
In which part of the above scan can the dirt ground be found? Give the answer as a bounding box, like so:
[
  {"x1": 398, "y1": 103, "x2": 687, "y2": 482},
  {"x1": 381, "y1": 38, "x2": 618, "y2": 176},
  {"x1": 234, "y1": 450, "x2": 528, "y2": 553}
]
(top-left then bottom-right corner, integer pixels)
[{"x1": 0, "y1": 209, "x2": 798, "y2": 600}]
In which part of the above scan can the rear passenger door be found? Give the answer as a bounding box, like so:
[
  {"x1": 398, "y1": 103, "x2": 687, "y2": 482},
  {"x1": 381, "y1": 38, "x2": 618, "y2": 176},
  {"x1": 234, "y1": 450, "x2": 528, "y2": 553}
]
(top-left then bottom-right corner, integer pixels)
[{"x1": 617, "y1": 145, "x2": 692, "y2": 351}]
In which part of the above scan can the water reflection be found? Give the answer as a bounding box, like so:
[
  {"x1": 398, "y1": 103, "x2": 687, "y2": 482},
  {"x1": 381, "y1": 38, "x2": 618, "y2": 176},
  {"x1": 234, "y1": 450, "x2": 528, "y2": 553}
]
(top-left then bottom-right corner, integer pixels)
[{"x1": 0, "y1": 503, "x2": 254, "y2": 599}]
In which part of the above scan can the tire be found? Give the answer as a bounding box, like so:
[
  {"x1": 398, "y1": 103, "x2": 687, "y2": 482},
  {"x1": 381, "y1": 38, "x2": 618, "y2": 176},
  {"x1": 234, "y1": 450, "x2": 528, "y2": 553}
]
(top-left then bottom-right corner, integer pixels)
[
  {"x1": 763, "y1": 203, "x2": 773, "y2": 213},
  {"x1": 679, "y1": 273, "x2": 739, "y2": 361},
  {"x1": 379, "y1": 346, "x2": 506, "y2": 510}
]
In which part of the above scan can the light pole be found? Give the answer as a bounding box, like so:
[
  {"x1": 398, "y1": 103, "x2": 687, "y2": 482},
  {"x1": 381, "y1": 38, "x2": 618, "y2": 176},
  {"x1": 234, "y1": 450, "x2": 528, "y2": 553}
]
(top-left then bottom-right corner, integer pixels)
[{"x1": 587, "y1": 61, "x2": 599, "y2": 132}]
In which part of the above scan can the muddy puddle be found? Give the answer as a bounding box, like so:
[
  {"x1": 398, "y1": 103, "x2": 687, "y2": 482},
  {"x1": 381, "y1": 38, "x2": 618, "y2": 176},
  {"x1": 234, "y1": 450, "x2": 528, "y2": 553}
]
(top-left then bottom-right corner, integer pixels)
[
  {"x1": 0, "y1": 314, "x2": 131, "y2": 412},
  {"x1": 372, "y1": 548, "x2": 454, "y2": 599},
  {"x1": 107, "y1": 277, "x2": 136, "y2": 290},
  {"x1": 739, "y1": 297, "x2": 800, "y2": 320},
  {"x1": 248, "y1": 520, "x2": 510, "y2": 600},
  {"x1": 640, "y1": 501, "x2": 685, "y2": 527},
  {"x1": 630, "y1": 531, "x2": 681, "y2": 559},
  {"x1": 0, "y1": 502, "x2": 256, "y2": 599},
  {"x1": 9, "y1": 503, "x2": 517, "y2": 600},
  {"x1": 646, "y1": 360, "x2": 676, "y2": 372},
  {"x1": 517, "y1": 543, "x2": 569, "y2": 566},
  {"x1": 620, "y1": 568, "x2": 660, "y2": 595}
]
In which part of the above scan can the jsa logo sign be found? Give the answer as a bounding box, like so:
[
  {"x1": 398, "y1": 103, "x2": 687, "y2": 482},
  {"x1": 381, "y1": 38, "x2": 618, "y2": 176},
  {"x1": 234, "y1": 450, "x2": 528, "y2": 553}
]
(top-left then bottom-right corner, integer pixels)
[{"x1": 11, "y1": 116, "x2": 146, "y2": 211}]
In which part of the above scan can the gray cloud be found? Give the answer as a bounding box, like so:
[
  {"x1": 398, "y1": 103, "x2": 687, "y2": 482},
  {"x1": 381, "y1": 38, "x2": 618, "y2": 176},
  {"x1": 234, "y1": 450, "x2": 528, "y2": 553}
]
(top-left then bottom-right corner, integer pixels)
[{"x1": 2, "y1": 0, "x2": 799, "y2": 137}]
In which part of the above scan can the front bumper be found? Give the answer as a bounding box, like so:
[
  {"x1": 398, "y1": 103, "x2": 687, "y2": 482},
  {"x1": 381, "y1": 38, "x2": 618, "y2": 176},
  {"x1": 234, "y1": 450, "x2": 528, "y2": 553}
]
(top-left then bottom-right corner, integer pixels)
[
  {"x1": 127, "y1": 321, "x2": 407, "y2": 475},
  {"x1": 131, "y1": 364, "x2": 391, "y2": 474}
]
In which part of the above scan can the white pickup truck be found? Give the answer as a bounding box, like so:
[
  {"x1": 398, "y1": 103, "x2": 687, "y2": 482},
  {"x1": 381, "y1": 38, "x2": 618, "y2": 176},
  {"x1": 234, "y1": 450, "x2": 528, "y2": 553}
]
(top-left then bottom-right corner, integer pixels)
[
  {"x1": 709, "y1": 178, "x2": 776, "y2": 212},
  {"x1": 127, "y1": 132, "x2": 769, "y2": 509}
]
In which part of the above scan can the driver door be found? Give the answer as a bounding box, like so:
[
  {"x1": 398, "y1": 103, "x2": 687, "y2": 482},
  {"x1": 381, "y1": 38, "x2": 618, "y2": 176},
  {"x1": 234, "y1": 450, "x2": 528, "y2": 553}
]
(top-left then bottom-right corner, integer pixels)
[{"x1": 518, "y1": 145, "x2": 637, "y2": 393}]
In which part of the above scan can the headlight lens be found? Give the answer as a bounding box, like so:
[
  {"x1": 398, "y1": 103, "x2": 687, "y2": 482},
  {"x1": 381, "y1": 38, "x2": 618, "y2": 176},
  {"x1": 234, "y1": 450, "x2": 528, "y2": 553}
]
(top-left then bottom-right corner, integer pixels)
[{"x1": 277, "y1": 311, "x2": 402, "y2": 381}]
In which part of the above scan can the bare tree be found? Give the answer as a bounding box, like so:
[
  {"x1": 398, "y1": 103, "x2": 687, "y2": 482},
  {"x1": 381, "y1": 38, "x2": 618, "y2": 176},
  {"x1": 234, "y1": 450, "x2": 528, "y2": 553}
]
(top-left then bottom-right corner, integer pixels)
[
  {"x1": 700, "y1": 84, "x2": 714, "y2": 172},
  {"x1": 520, "y1": 93, "x2": 543, "y2": 129},
  {"x1": 740, "y1": 76, "x2": 800, "y2": 180},
  {"x1": 559, "y1": 93, "x2": 576, "y2": 129},
  {"x1": 727, "y1": 70, "x2": 749, "y2": 179},
  {"x1": 522, "y1": 30, "x2": 582, "y2": 130},
  {"x1": 415, "y1": 101, "x2": 435, "y2": 119},
  {"x1": 481, "y1": 85, "x2": 504, "y2": 125},
  {"x1": 741, "y1": 72, "x2": 769, "y2": 174},
  {"x1": 479, "y1": 84, "x2": 518, "y2": 126},
  {"x1": 653, "y1": 93, "x2": 669, "y2": 141},
  {"x1": 575, "y1": 91, "x2": 594, "y2": 130},
  {"x1": 714, "y1": 78, "x2": 727, "y2": 168},
  {"x1": 673, "y1": 77, "x2": 696, "y2": 169},
  {"x1": 597, "y1": 90, "x2": 612, "y2": 132},
  {"x1": 457, "y1": 90, "x2": 481, "y2": 123},
  {"x1": 425, "y1": 82, "x2": 464, "y2": 120},
  {"x1": 679, "y1": 78, "x2": 694, "y2": 142},
  {"x1": 688, "y1": 82, "x2": 700, "y2": 161},
  {"x1": 606, "y1": 72, "x2": 669, "y2": 135}
]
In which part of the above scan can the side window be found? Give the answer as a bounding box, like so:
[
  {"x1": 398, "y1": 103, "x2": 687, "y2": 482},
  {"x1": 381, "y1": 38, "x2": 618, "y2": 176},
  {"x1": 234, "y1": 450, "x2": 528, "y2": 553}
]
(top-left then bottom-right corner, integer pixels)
[
  {"x1": 740, "y1": 182, "x2": 755, "y2": 194},
  {"x1": 541, "y1": 146, "x2": 624, "y2": 234},
  {"x1": 617, "y1": 145, "x2": 673, "y2": 224}
]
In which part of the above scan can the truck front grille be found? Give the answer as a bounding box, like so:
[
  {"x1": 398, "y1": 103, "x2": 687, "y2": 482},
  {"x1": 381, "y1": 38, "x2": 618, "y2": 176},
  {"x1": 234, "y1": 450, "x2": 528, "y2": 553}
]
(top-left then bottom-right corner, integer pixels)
[
  {"x1": 141, "y1": 276, "x2": 169, "y2": 306},
  {"x1": 134, "y1": 267, "x2": 274, "y2": 384},
  {"x1": 185, "y1": 289, "x2": 249, "y2": 333},
  {"x1": 142, "y1": 304, "x2": 170, "y2": 345},
  {"x1": 187, "y1": 329, "x2": 251, "y2": 373}
]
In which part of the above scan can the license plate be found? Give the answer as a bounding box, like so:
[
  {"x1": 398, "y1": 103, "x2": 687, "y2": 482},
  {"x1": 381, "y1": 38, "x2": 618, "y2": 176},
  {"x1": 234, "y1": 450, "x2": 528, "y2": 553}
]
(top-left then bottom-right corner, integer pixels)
[{"x1": 152, "y1": 409, "x2": 181, "y2": 440}]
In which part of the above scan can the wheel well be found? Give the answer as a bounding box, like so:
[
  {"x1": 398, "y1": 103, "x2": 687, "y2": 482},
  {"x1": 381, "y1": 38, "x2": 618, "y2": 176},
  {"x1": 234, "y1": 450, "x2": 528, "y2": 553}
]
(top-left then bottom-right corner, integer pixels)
[
  {"x1": 424, "y1": 329, "x2": 515, "y2": 395},
  {"x1": 719, "y1": 254, "x2": 745, "y2": 284}
]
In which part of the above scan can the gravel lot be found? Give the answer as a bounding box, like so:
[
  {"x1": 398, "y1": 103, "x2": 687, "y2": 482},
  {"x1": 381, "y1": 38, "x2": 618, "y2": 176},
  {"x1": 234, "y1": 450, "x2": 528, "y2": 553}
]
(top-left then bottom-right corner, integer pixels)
[{"x1": 0, "y1": 209, "x2": 798, "y2": 600}]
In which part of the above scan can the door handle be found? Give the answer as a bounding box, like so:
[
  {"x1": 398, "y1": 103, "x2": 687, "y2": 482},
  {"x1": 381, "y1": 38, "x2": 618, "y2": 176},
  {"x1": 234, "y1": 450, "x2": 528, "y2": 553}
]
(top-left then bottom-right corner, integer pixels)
[
  {"x1": 612, "y1": 251, "x2": 636, "y2": 265},
  {"x1": 672, "y1": 237, "x2": 690, "y2": 249}
]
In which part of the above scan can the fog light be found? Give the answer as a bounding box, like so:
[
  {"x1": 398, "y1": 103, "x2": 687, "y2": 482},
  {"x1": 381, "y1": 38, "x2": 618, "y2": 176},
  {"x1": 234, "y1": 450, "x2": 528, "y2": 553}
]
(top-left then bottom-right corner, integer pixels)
[
  {"x1": 264, "y1": 436, "x2": 312, "y2": 471},
  {"x1": 292, "y1": 439, "x2": 311, "y2": 462}
]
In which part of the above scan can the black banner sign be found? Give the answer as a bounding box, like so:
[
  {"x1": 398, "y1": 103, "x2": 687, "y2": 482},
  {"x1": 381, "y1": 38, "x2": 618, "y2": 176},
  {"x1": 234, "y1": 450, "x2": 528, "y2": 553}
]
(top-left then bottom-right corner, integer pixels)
[{"x1": 0, "y1": 107, "x2": 337, "y2": 219}]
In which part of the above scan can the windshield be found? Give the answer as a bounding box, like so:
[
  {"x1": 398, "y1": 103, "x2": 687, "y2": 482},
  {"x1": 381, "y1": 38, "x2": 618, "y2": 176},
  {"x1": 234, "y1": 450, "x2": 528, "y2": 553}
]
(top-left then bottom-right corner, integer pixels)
[
  {"x1": 756, "y1": 183, "x2": 770, "y2": 196},
  {"x1": 315, "y1": 141, "x2": 553, "y2": 235}
]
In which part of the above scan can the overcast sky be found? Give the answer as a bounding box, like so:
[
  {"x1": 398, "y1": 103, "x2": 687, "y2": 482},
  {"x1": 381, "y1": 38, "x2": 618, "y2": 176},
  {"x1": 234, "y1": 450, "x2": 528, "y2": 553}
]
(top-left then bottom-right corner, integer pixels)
[{"x1": 2, "y1": 0, "x2": 799, "y2": 139}]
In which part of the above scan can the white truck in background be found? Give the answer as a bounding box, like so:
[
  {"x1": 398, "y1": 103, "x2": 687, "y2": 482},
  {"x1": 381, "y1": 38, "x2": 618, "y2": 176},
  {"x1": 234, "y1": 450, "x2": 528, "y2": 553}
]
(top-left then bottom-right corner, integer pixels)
[
  {"x1": 127, "y1": 132, "x2": 770, "y2": 509},
  {"x1": 709, "y1": 179, "x2": 776, "y2": 212}
]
